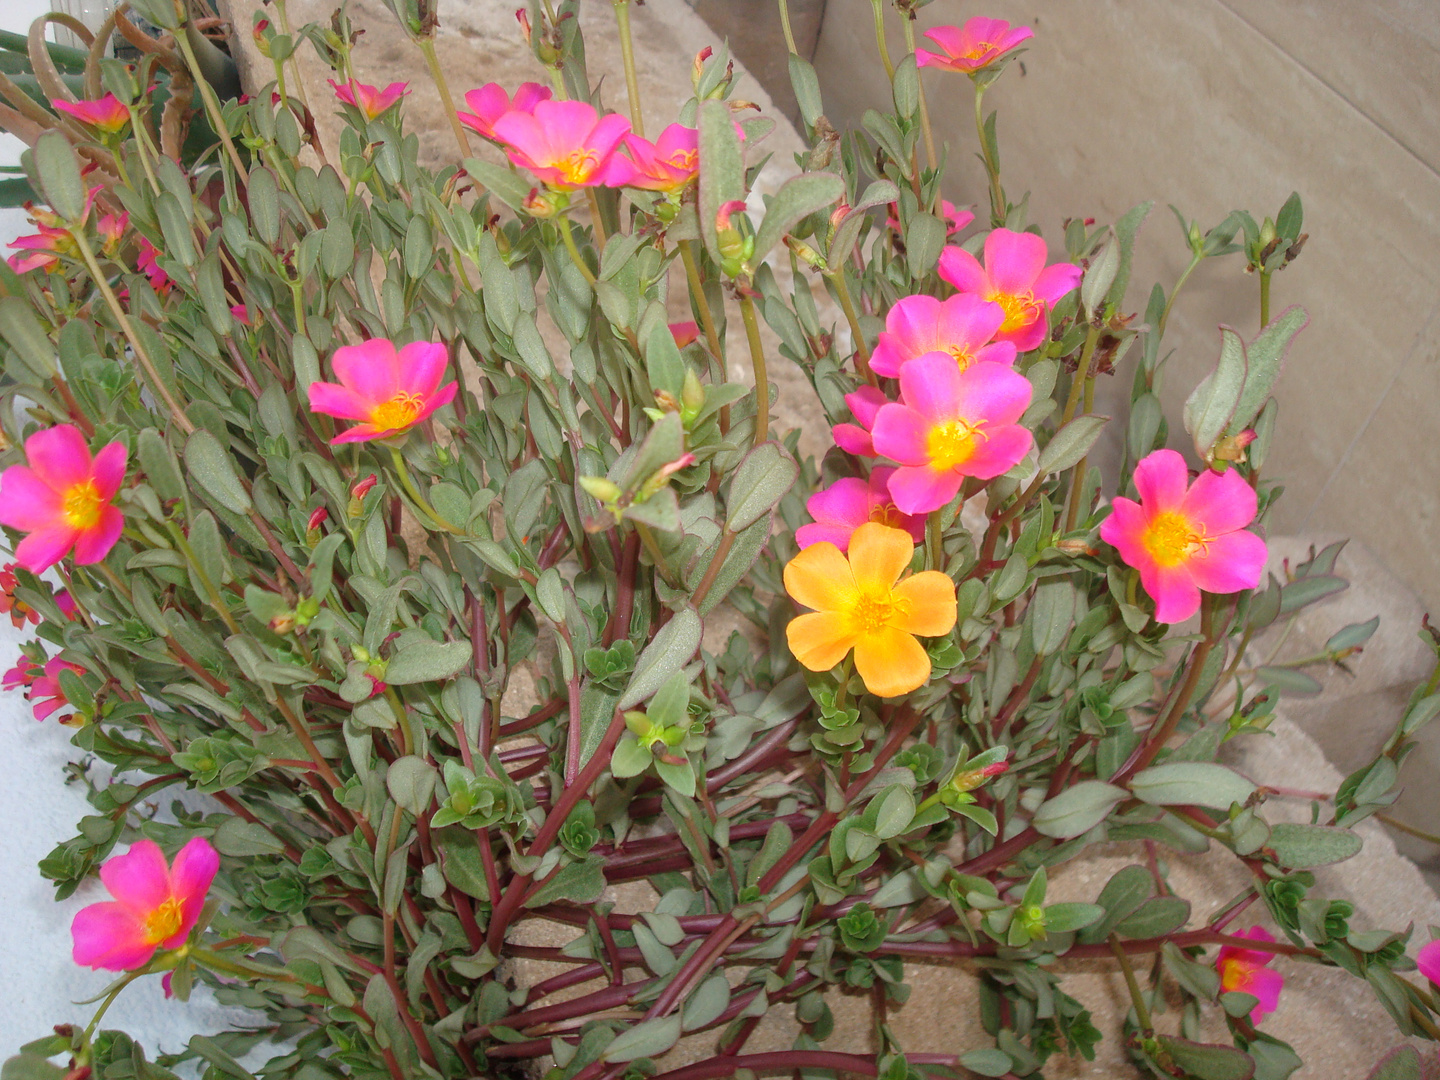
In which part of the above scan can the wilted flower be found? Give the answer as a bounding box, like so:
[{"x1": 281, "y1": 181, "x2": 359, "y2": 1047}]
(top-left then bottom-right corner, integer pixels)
[
  {"x1": 0, "y1": 424, "x2": 127, "y2": 572},
  {"x1": 27, "y1": 656, "x2": 87, "y2": 722},
  {"x1": 0, "y1": 563, "x2": 39, "y2": 627},
  {"x1": 938, "y1": 228, "x2": 1081, "y2": 353},
  {"x1": 1099, "y1": 448, "x2": 1267, "y2": 624},
  {"x1": 1216, "y1": 926, "x2": 1285, "y2": 1025},
  {"x1": 914, "y1": 18, "x2": 1034, "y2": 76},
  {"x1": 308, "y1": 338, "x2": 457, "y2": 444},
  {"x1": 870, "y1": 354, "x2": 1034, "y2": 514},
  {"x1": 53, "y1": 93, "x2": 131, "y2": 135},
  {"x1": 784, "y1": 522, "x2": 957, "y2": 697},
  {"x1": 71, "y1": 838, "x2": 219, "y2": 971},
  {"x1": 797, "y1": 468, "x2": 924, "y2": 552},
  {"x1": 457, "y1": 81, "x2": 552, "y2": 141},
  {"x1": 492, "y1": 99, "x2": 631, "y2": 190},
  {"x1": 328, "y1": 78, "x2": 410, "y2": 119},
  {"x1": 869, "y1": 293, "x2": 1016, "y2": 378}
]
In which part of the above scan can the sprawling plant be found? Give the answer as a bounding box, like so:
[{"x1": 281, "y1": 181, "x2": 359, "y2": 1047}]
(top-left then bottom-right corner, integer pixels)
[{"x1": 2, "y1": 2, "x2": 1437, "y2": 1079}]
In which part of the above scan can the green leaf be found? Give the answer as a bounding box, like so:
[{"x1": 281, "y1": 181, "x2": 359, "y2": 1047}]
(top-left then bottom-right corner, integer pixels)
[
  {"x1": 248, "y1": 167, "x2": 281, "y2": 246},
  {"x1": 891, "y1": 52, "x2": 919, "y2": 118},
  {"x1": 1326, "y1": 616, "x2": 1379, "y2": 653},
  {"x1": 1032, "y1": 781, "x2": 1126, "y2": 839},
  {"x1": 1366, "y1": 1047, "x2": 1424, "y2": 1080},
  {"x1": 870, "y1": 784, "x2": 915, "y2": 840},
  {"x1": 1130, "y1": 762, "x2": 1256, "y2": 811},
  {"x1": 1278, "y1": 573, "x2": 1346, "y2": 614},
  {"x1": 1029, "y1": 579, "x2": 1075, "y2": 655},
  {"x1": 1267, "y1": 823, "x2": 1362, "y2": 868},
  {"x1": 32, "y1": 131, "x2": 85, "y2": 221},
  {"x1": 1155, "y1": 1037, "x2": 1255, "y2": 1080},
  {"x1": 461, "y1": 157, "x2": 533, "y2": 213},
  {"x1": 1230, "y1": 306, "x2": 1307, "y2": 433},
  {"x1": 386, "y1": 756, "x2": 438, "y2": 816},
  {"x1": 752, "y1": 172, "x2": 845, "y2": 264},
  {"x1": 1080, "y1": 238, "x2": 1118, "y2": 316},
  {"x1": 384, "y1": 640, "x2": 472, "y2": 685},
  {"x1": 958, "y1": 1049, "x2": 1014, "y2": 1077},
  {"x1": 0, "y1": 297, "x2": 57, "y2": 379},
  {"x1": 212, "y1": 817, "x2": 286, "y2": 857},
  {"x1": 645, "y1": 320, "x2": 686, "y2": 398},
  {"x1": 682, "y1": 973, "x2": 731, "y2": 1032},
  {"x1": 1, "y1": 1055, "x2": 64, "y2": 1080},
  {"x1": 1184, "y1": 326, "x2": 1247, "y2": 457},
  {"x1": 184, "y1": 430, "x2": 252, "y2": 514},
  {"x1": 698, "y1": 99, "x2": 745, "y2": 264},
  {"x1": 1107, "y1": 200, "x2": 1153, "y2": 307},
  {"x1": 603, "y1": 1014, "x2": 682, "y2": 1063},
  {"x1": 905, "y1": 212, "x2": 946, "y2": 279},
  {"x1": 523, "y1": 856, "x2": 606, "y2": 908},
  {"x1": 1043, "y1": 902, "x2": 1105, "y2": 933},
  {"x1": 1113, "y1": 896, "x2": 1190, "y2": 938},
  {"x1": 726, "y1": 440, "x2": 798, "y2": 532},
  {"x1": 611, "y1": 736, "x2": 653, "y2": 778},
  {"x1": 788, "y1": 53, "x2": 823, "y2": 130},
  {"x1": 1255, "y1": 666, "x2": 1322, "y2": 697},
  {"x1": 619, "y1": 609, "x2": 701, "y2": 710},
  {"x1": 1038, "y1": 415, "x2": 1109, "y2": 474}
]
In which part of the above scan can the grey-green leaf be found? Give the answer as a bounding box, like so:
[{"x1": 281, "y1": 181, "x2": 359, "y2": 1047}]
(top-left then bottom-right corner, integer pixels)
[
  {"x1": 1130, "y1": 762, "x2": 1256, "y2": 811},
  {"x1": 1032, "y1": 781, "x2": 1126, "y2": 839}
]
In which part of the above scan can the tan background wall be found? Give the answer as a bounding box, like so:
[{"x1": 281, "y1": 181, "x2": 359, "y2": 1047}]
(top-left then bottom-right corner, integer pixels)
[{"x1": 790, "y1": 0, "x2": 1440, "y2": 609}]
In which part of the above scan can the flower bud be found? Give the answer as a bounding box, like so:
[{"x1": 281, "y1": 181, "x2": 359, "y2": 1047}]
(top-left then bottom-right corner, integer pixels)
[
  {"x1": 680, "y1": 369, "x2": 705, "y2": 425},
  {"x1": 253, "y1": 17, "x2": 273, "y2": 58},
  {"x1": 692, "y1": 47, "x2": 712, "y2": 89},
  {"x1": 949, "y1": 760, "x2": 1008, "y2": 796},
  {"x1": 523, "y1": 187, "x2": 568, "y2": 219},
  {"x1": 270, "y1": 612, "x2": 296, "y2": 634},
  {"x1": 715, "y1": 200, "x2": 753, "y2": 278},
  {"x1": 1054, "y1": 537, "x2": 1098, "y2": 557},
  {"x1": 784, "y1": 235, "x2": 827, "y2": 272},
  {"x1": 307, "y1": 506, "x2": 329, "y2": 531},
  {"x1": 515, "y1": 7, "x2": 532, "y2": 44},
  {"x1": 1210, "y1": 428, "x2": 1257, "y2": 464}
]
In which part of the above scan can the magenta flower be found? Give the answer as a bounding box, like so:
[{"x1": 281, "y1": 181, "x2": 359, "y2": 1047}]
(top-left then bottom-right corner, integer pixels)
[
  {"x1": 457, "y1": 81, "x2": 552, "y2": 141},
  {"x1": 136, "y1": 236, "x2": 171, "y2": 293},
  {"x1": 28, "y1": 656, "x2": 87, "y2": 721},
  {"x1": 0, "y1": 424, "x2": 127, "y2": 573},
  {"x1": 669, "y1": 321, "x2": 700, "y2": 348},
  {"x1": 308, "y1": 338, "x2": 457, "y2": 444},
  {"x1": 96, "y1": 211, "x2": 127, "y2": 256},
  {"x1": 609, "y1": 124, "x2": 700, "y2": 192},
  {"x1": 72, "y1": 838, "x2": 219, "y2": 971},
  {"x1": 833, "y1": 385, "x2": 889, "y2": 458},
  {"x1": 887, "y1": 198, "x2": 974, "y2": 238},
  {"x1": 1216, "y1": 927, "x2": 1285, "y2": 1025},
  {"x1": 53, "y1": 93, "x2": 130, "y2": 135},
  {"x1": 938, "y1": 228, "x2": 1081, "y2": 353},
  {"x1": 2, "y1": 656, "x2": 38, "y2": 693},
  {"x1": 871, "y1": 354, "x2": 1033, "y2": 514},
  {"x1": 797, "y1": 468, "x2": 925, "y2": 552},
  {"x1": 870, "y1": 293, "x2": 1016, "y2": 378},
  {"x1": 914, "y1": 18, "x2": 1034, "y2": 76},
  {"x1": 492, "y1": 99, "x2": 631, "y2": 191},
  {"x1": 328, "y1": 79, "x2": 409, "y2": 119},
  {"x1": 1099, "y1": 449, "x2": 1267, "y2": 624},
  {"x1": 7, "y1": 221, "x2": 72, "y2": 274},
  {"x1": 1417, "y1": 939, "x2": 1440, "y2": 984}
]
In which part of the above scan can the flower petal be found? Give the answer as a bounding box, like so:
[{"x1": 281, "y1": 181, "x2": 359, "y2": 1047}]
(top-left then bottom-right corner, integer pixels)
[
  {"x1": 89, "y1": 441, "x2": 128, "y2": 499},
  {"x1": 1132, "y1": 448, "x2": 1189, "y2": 513},
  {"x1": 1417, "y1": 939, "x2": 1440, "y2": 984},
  {"x1": 100, "y1": 839, "x2": 173, "y2": 912},
  {"x1": 396, "y1": 341, "x2": 449, "y2": 395},
  {"x1": 1181, "y1": 466, "x2": 1258, "y2": 535},
  {"x1": 853, "y1": 625, "x2": 931, "y2": 697},
  {"x1": 1247, "y1": 966, "x2": 1285, "y2": 1023},
  {"x1": 953, "y1": 361, "x2": 1034, "y2": 426},
  {"x1": 14, "y1": 525, "x2": 78, "y2": 573},
  {"x1": 897, "y1": 352, "x2": 967, "y2": 421},
  {"x1": 331, "y1": 339, "x2": 401, "y2": 404},
  {"x1": 846, "y1": 522, "x2": 915, "y2": 591},
  {"x1": 962, "y1": 422, "x2": 1033, "y2": 479},
  {"x1": 806, "y1": 477, "x2": 873, "y2": 529},
  {"x1": 0, "y1": 466, "x2": 64, "y2": 531},
  {"x1": 886, "y1": 464, "x2": 961, "y2": 516},
  {"x1": 870, "y1": 403, "x2": 931, "y2": 466},
  {"x1": 1033, "y1": 261, "x2": 1082, "y2": 305},
  {"x1": 164, "y1": 837, "x2": 219, "y2": 948},
  {"x1": 308, "y1": 382, "x2": 376, "y2": 422},
  {"x1": 892, "y1": 571, "x2": 958, "y2": 637},
  {"x1": 71, "y1": 506, "x2": 123, "y2": 565},
  {"x1": 24, "y1": 425, "x2": 92, "y2": 490},
  {"x1": 410, "y1": 381, "x2": 459, "y2": 425},
  {"x1": 783, "y1": 541, "x2": 857, "y2": 613},
  {"x1": 795, "y1": 522, "x2": 858, "y2": 551},
  {"x1": 983, "y1": 228, "x2": 1047, "y2": 295},
  {"x1": 1186, "y1": 529, "x2": 1267, "y2": 596},
  {"x1": 937, "y1": 245, "x2": 988, "y2": 295},
  {"x1": 71, "y1": 901, "x2": 155, "y2": 971},
  {"x1": 786, "y1": 611, "x2": 855, "y2": 673},
  {"x1": 1142, "y1": 562, "x2": 1201, "y2": 625}
]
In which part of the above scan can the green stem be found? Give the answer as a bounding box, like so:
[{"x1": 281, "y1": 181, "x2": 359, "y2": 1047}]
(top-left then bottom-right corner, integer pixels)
[
  {"x1": 634, "y1": 521, "x2": 678, "y2": 587},
  {"x1": 869, "y1": 0, "x2": 895, "y2": 81},
  {"x1": 387, "y1": 445, "x2": 461, "y2": 534},
  {"x1": 1376, "y1": 814, "x2": 1440, "y2": 846},
  {"x1": 172, "y1": 29, "x2": 249, "y2": 182},
  {"x1": 928, "y1": 512, "x2": 944, "y2": 572},
  {"x1": 777, "y1": 0, "x2": 799, "y2": 55},
  {"x1": 1060, "y1": 324, "x2": 1101, "y2": 425},
  {"x1": 1109, "y1": 934, "x2": 1153, "y2": 1034},
  {"x1": 832, "y1": 655, "x2": 854, "y2": 715},
  {"x1": 680, "y1": 240, "x2": 723, "y2": 358},
  {"x1": 974, "y1": 83, "x2": 1005, "y2": 226},
  {"x1": 738, "y1": 292, "x2": 769, "y2": 447},
  {"x1": 900, "y1": 15, "x2": 937, "y2": 173},
  {"x1": 558, "y1": 214, "x2": 596, "y2": 285},
  {"x1": 415, "y1": 35, "x2": 473, "y2": 158},
  {"x1": 831, "y1": 267, "x2": 876, "y2": 385},
  {"x1": 167, "y1": 521, "x2": 241, "y2": 634},
  {"x1": 1156, "y1": 252, "x2": 1203, "y2": 342},
  {"x1": 1259, "y1": 269, "x2": 1272, "y2": 327},
  {"x1": 614, "y1": 0, "x2": 644, "y2": 136},
  {"x1": 1062, "y1": 375, "x2": 1098, "y2": 532},
  {"x1": 81, "y1": 970, "x2": 143, "y2": 1046}
]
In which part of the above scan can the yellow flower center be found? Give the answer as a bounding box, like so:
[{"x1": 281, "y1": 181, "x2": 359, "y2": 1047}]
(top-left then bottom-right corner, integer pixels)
[
  {"x1": 963, "y1": 42, "x2": 997, "y2": 61},
  {"x1": 557, "y1": 148, "x2": 601, "y2": 186},
  {"x1": 62, "y1": 481, "x2": 105, "y2": 530},
  {"x1": 926, "y1": 419, "x2": 985, "y2": 471},
  {"x1": 849, "y1": 591, "x2": 907, "y2": 636},
  {"x1": 667, "y1": 149, "x2": 699, "y2": 173},
  {"x1": 143, "y1": 896, "x2": 184, "y2": 944},
  {"x1": 870, "y1": 504, "x2": 907, "y2": 529},
  {"x1": 1141, "y1": 511, "x2": 1207, "y2": 567},
  {"x1": 944, "y1": 344, "x2": 977, "y2": 371},
  {"x1": 1219, "y1": 958, "x2": 1253, "y2": 993},
  {"x1": 991, "y1": 289, "x2": 1039, "y2": 334},
  {"x1": 370, "y1": 392, "x2": 425, "y2": 432}
]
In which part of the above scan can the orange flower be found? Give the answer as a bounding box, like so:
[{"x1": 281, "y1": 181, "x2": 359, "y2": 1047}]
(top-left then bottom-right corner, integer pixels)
[{"x1": 784, "y1": 522, "x2": 957, "y2": 697}]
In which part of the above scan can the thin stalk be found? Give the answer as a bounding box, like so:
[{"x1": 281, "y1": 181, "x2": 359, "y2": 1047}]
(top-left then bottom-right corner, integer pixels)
[
  {"x1": 167, "y1": 521, "x2": 241, "y2": 634},
  {"x1": 558, "y1": 214, "x2": 597, "y2": 285},
  {"x1": 1377, "y1": 814, "x2": 1440, "y2": 846},
  {"x1": 1060, "y1": 324, "x2": 1102, "y2": 425},
  {"x1": 585, "y1": 187, "x2": 609, "y2": 249},
  {"x1": 928, "y1": 513, "x2": 943, "y2": 572},
  {"x1": 1156, "y1": 252, "x2": 1203, "y2": 342},
  {"x1": 80, "y1": 970, "x2": 143, "y2": 1047},
  {"x1": 900, "y1": 16, "x2": 937, "y2": 172},
  {"x1": 973, "y1": 84, "x2": 1005, "y2": 226},
  {"x1": 415, "y1": 35, "x2": 473, "y2": 158},
  {"x1": 831, "y1": 268, "x2": 876, "y2": 385},
  {"x1": 691, "y1": 527, "x2": 736, "y2": 612},
  {"x1": 172, "y1": 29, "x2": 248, "y2": 182},
  {"x1": 388, "y1": 445, "x2": 461, "y2": 533},
  {"x1": 739, "y1": 291, "x2": 769, "y2": 447},
  {"x1": 679, "y1": 240, "x2": 723, "y2": 359},
  {"x1": 1062, "y1": 374, "x2": 1098, "y2": 532},
  {"x1": 778, "y1": 0, "x2": 799, "y2": 55},
  {"x1": 1259, "y1": 268, "x2": 1272, "y2": 327},
  {"x1": 613, "y1": 0, "x2": 644, "y2": 137},
  {"x1": 869, "y1": 0, "x2": 895, "y2": 81},
  {"x1": 1119, "y1": 601, "x2": 1217, "y2": 778},
  {"x1": 1109, "y1": 935, "x2": 1153, "y2": 1034},
  {"x1": 71, "y1": 231, "x2": 194, "y2": 434}
]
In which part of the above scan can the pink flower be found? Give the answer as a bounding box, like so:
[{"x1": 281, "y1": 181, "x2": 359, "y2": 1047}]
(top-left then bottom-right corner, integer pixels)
[
  {"x1": 887, "y1": 199, "x2": 974, "y2": 238},
  {"x1": 0, "y1": 424, "x2": 127, "y2": 572},
  {"x1": 1216, "y1": 927, "x2": 1285, "y2": 1025},
  {"x1": 136, "y1": 236, "x2": 171, "y2": 294},
  {"x1": 1099, "y1": 449, "x2": 1267, "y2": 624},
  {"x1": 669, "y1": 321, "x2": 700, "y2": 348},
  {"x1": 53, "y1": 93, "x2": 130, "y2": 135},
  {"x1": 230, "y1": 304, "x2": 252, "y2": 326},
  {"x1": 870, "y1": 293, "x2": 1016, "y2": 378},
  {"x1": 609, "y1": 124, "x2": 700, "y2": 192},
  {"x1": 0, "y1": 563, "x2": 39, "y2": 627},
  {"x1": 7, "y1": 223, "x2": 71, "y2": 274},
  {"x1": 871, "y1": 354, "x2": 1033, "y2": 514},
  {"x1": 308, "y1": 339, "x2": 457, "y2": 444},
  {"x1": 914, "y1": 18, "x2": 1034, "y2": 76},
  {"x1": 328, "y1": 79, "x2": 409, "y2": 120},
  {"x1": 457, "y1": 81, "x2": 552, "y2": 141},
  {"x1": 797, "y1": 468, "x2": 925, "y2": 552},
  {"x1": 71, "y1": 837, "x2": 219, "y2": 971},
  {"x1": 56, "y1": 589, "x2": 77, "y2": 619},
  {"x1": 2, "y1": 656, "x2": 39, "y2": 693},
  {"x1": 938, "y1": 228, "x2": 1081, "y2": 353},
  {"x1": 96, "y1": 211, "x2": 127, "y2": 256},
  {"x1": 1417, "y1": 939, "x2": 1440, "y2": 984},
  {"x1": 833, "y1": 385, "x2": 888, "y2": 457},
  {"x1": 29, "y1": 656, "x2": 86, "y2": 721},
  {"x1": 492, "y1": 99, "x2": 631, "y2": 191}
]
